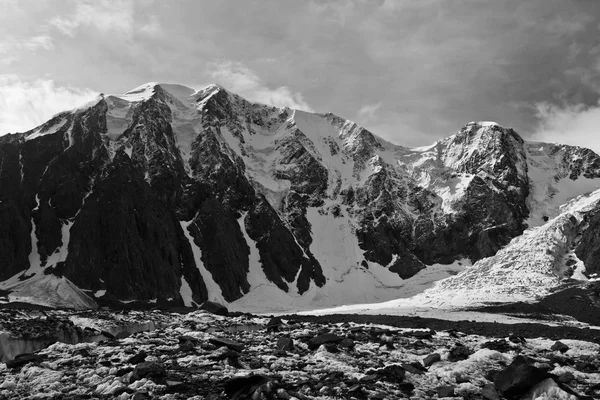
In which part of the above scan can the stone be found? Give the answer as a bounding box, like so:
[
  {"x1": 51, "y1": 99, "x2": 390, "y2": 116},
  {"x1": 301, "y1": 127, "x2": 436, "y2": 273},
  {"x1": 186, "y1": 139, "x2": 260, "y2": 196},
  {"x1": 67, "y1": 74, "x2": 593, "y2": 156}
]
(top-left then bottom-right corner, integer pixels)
[
  {"x1": 208, "y1": 347, "x2": 240, "y2": 361},
  {"x1": 448, "y1": 343, "x2": 472, "y2": 361},
  {"x1": 308, "y1": 333, "x2": 343, "y2": 350},
  {"x1": 275, "y1": 336, "x2": 294, "y2": 352},
  {"x1": 366, "y1": 364, "x2": 406, "y2": 383},
  {"x1": 130, "y1": 362, "x2": 166, "y2": 383},
  {"x1": 493, "y1": 355, "x2": 548, "y2": 399},
  {"x1": 508, "y1": 335, "x2": 526, "y2": 344},
  {"x1": 209, "y1": 336, "x2": 244, "y2": 352},
  {"x1": 402, "y1": 362, "x2": 426, "y2": 375},
  {"x1": 113, "y1": 387, "x2": 135, "y2": 396},
  {"x1": 557, "y1": 372, "x2": 575, "y2": 384},
  {"x1": 200, "y1": 301, "x2": 228, "y2": 316},
  {"x1": 551, "y1": 341, "x2": 569, "y2": 353},
  {"x1": 422, "y1": 353, "x2": 441, "y2": 367},
  {"x1": 437, "y1": 385, "x2": 455, "y2": 397},
  {"x1": 5, "y1": 354, "x2": 43, "y2": 369},
  {"x1": 339, "y1": 338, "x2": 355, "y2": 350},
  {"x1": 481, "y1": 383, "x2": 500, "y2": 400},
  {"x1": 482, "y1": 339, "x2": 512, "y2": 353},
  {"x1": 128, "y1": 351, "x2": 147, "y2": 364},
  {"x1": 266, "y1": 317, "x2": 283, "y2": 332},
  {"x1": 223, "y1": 374, "x2": 270, "y2": 399}
]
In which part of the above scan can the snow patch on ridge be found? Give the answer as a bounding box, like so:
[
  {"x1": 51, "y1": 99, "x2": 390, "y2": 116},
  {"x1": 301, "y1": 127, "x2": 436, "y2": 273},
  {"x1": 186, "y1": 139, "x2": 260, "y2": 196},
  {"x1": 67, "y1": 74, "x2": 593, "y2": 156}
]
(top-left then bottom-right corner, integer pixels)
[
  {"x1": 179, "y1": 277, "x2": 196, "y2": 307},
  {"x1": 525, "y1": 142, "x2": 600, "y2": 227},
  {"x1": 25, "y1": 117, "x2": 69, "y2": 141},
  {"x1": 229, "y1": 199, "x2": 470, "y2": 313},
  {"x1": 180, "y1": 218, "x2": 226, "y2": 304}
]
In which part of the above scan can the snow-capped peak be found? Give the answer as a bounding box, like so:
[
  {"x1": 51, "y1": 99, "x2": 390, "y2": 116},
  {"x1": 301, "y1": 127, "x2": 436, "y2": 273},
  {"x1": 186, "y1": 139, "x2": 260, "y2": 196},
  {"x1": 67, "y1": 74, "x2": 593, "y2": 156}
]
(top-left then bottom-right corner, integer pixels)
[{"x1": 467, "y1": 120, "x2": 499, "y2": 127}]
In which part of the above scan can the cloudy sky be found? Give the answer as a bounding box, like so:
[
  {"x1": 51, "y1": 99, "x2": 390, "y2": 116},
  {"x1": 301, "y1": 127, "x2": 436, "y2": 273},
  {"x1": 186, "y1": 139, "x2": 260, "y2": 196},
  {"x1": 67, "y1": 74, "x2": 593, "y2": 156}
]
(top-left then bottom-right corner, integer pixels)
[{"x1": 1, "y1": 0, "x2": 600, "y2": 150}]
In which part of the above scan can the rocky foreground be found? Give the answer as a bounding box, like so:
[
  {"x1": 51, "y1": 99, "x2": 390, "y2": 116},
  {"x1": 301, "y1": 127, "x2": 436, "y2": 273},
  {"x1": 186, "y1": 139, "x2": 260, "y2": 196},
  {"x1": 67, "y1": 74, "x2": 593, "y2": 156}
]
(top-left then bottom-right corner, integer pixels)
[{"x1": 0, "y1": 308, "x2": 598, "y2": 399}]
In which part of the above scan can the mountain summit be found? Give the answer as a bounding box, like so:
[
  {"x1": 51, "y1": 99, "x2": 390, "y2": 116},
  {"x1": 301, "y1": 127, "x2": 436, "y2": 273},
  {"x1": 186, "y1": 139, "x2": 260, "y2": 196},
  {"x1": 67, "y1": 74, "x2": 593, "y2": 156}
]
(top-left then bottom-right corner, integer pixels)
[{"x1": 1, "y1": 83, "x2": 600, "y2": 311}]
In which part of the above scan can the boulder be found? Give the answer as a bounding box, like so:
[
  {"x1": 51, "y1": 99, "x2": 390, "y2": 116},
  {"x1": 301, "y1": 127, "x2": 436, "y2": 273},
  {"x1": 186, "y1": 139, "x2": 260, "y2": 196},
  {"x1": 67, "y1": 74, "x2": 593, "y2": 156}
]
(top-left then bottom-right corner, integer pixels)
[
  {"x1": 5, "y1": 353, "x2": 44, "y2": 369},
  {"x1": 482, "y1": 383, "x2": 500, "y2": 400},
  {"x1": 266, "y1": 317, "x2": 283, "y2": 332},
  {"x1": 550, "y1": 341, "x2": 569, "y2": 353},
  {"x1": 128, "y1": 351, "x2": 147, "y2": 364},
  {"x1": 224, "y1": 374, "x2": 270, "y2": 400},
  {"x1": 493, "y1": 356, "x2": 548, "y2": 399},
  {"x1": 448, "y1": 343, "x2": 472, "y2": 361},
  {"x1": 130, "y1": 362, "x2": 166, "y2": 383},
  {"x1": 209, "y1": 336, "x2": 244, "y2": 352},
  {"x1": 422, "y1": 353, "x2": 441, "y2": 367},
  {"x1": 308, "y1": 333, "x2": 343, "y2": 350},
  {"x1": 275, "y1": 336, "x2": 294, "y2": 352},
  {"x1": 200, "y1": 301, "x2": 228, "y2": 316},
  {"x1": 437, "y1": 385, "x2": 455, "y2": 397}
]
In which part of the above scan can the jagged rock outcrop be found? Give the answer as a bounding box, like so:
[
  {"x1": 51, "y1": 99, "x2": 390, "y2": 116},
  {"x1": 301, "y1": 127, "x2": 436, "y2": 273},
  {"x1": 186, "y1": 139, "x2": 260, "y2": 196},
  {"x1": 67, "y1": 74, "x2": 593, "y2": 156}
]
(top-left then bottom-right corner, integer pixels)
[{"x1": 2, "y1": 83, "x2": 600, "y2": 310}]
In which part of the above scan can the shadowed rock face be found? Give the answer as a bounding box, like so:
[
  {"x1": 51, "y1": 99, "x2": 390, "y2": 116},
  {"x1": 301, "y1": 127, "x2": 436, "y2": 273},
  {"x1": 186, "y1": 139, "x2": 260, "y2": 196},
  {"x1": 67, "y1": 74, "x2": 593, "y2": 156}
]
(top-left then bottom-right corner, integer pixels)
[{"x1": 2, "y1": 84, "x2": 600, "y2": 309}]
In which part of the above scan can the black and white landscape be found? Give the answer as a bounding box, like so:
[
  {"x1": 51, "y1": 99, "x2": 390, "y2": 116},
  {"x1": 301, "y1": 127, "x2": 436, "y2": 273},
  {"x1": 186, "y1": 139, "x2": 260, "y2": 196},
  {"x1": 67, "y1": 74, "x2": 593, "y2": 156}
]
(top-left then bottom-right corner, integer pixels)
[
  {"x1": 0, "y1": 82, "x2": 600, "y2": 399},
  {"x1": 3, "y1": 1, "x2": 600, "y2": 399}
]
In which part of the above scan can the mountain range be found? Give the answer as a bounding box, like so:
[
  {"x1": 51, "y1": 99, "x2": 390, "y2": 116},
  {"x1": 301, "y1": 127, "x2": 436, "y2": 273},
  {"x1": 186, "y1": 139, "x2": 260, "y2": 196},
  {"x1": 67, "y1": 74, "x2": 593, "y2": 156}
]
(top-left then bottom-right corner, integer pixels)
[{"x1": 1, "y1": 82, "x2": 600, "y2": 311}]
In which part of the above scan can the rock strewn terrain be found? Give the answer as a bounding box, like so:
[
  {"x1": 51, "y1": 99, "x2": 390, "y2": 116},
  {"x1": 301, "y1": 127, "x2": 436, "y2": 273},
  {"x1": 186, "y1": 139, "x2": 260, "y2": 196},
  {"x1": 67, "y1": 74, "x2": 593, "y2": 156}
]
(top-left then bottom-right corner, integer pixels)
[{"x1": 0, "y1": 309, "x2": 599, "y2": 399}]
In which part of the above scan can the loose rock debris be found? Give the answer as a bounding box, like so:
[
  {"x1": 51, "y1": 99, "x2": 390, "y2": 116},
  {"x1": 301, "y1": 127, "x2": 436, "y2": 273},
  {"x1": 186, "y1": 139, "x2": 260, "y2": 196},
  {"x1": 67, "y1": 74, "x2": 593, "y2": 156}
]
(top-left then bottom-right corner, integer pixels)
[{"x1": 0, "y1": 309, "x2": 598, "y2": 399}]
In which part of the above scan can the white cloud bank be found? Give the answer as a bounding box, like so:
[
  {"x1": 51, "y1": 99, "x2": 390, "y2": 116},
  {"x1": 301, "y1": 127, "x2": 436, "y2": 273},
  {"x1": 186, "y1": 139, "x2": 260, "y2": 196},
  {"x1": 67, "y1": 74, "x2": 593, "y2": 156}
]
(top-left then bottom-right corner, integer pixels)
[
  {"x1": 210, "y1": 61, "x2": 314, "y2": 112},
  {"x1": 50, "y1": 0, "x2": 162, "y2": 38},
  {"x1": 0, "y1": 75, "x2": 98, "y2": 135},
  {"x1": 532, "y1": 101, "x2": 600, "y2": 154}
]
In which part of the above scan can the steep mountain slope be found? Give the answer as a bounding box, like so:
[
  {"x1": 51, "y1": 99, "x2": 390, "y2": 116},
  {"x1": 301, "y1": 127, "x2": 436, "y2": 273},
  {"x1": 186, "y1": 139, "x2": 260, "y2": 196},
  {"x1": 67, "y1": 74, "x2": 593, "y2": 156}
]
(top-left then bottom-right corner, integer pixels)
[{"x1": 1, "y1": 82, "x2": 600, "y2": 310}]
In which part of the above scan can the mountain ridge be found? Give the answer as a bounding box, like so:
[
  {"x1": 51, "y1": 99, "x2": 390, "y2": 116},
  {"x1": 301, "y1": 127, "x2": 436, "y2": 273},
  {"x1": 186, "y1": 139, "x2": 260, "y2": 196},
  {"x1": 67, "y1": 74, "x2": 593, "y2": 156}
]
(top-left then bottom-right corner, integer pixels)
[{"x1": 1, "y1": 82, "x2": 600, "y2": 311}]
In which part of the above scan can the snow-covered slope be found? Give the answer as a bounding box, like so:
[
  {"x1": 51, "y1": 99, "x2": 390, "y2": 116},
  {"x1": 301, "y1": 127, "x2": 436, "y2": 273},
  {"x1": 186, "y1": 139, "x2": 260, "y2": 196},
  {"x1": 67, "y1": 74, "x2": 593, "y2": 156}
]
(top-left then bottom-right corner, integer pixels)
[{"x1": 2, "y1": 82, "x2": 600, "y2": 311}]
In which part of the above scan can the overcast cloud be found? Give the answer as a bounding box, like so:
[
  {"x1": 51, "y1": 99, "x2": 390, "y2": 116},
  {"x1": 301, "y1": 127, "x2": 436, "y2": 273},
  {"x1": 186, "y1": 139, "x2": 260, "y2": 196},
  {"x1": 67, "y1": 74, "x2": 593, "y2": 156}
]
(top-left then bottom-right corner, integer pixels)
[{"x1": 1, "y1": 0, "x2": 600, "y2": 151}]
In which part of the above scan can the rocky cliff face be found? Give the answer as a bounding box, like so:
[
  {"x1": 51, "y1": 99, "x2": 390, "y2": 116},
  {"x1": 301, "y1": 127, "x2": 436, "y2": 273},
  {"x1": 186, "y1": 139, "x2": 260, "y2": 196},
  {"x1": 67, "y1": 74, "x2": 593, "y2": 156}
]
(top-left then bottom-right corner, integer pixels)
[{"x1": 1, "y1": 84, "x2": 600, "y2": 310}]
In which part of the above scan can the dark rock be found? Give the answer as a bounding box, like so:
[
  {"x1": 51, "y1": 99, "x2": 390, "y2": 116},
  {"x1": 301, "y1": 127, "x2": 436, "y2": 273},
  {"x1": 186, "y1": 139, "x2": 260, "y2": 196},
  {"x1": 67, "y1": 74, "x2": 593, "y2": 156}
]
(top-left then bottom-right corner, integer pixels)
[
  {"x1": 5, "y1": 353, "x2": 44, "y2": 369},
  {"x1": 209, "y1": 336, "x2": 244, "y2": 352},
  {"x1": 410, "y1": 330, "x2": 434, "y2": 340},
  {"x1": 481, "y1": 383, "x2": 500, "y2": 400},
  {"x1": 493, "y1": 355, "x2": 548, "y2": 399},
  {"x1": 308, "y1": 333, "x2": 343, "y2": 350},
  {"x1": 113, "y1": 387, "x2": 135, "y2": 396},
  {"x1": 208, "y1": 347, "x2": 240, "y2": 361},
  {"x1": 437, "y1": 385, "x2": 455, "y2": 397},
  {"x1": 116, "y1": 367, "x2": 134, "y2": 377},
  {"x1": 508, "y1": 335, "x2": 526, "y2": 344},
  {"x1": 179, "y1": 339, "x2": 195, "y2": 352},
  {"x1": 402, "y1": 362, "x2": 426, "y2": 375},
  {"x1": 398, "y1": 382, "x2": 415, "y2": 393},
  {"x1": 266, "y1": 317, "x2": 283, "y2": 332},
  {"x1": 128, "y1": 351, "x2": 147, "y2": 364},
  {"x1": 275, "y1": 336, "x2": 294, "y2": 352},
  {"x1": 74, "y1": 348, "x2": 91, "y2": 357},
  {"x1": 101, "y1": 331, "x2": 116, "y2": 340},
  {"x1": 339, "y1": 338, "x2": 355, "y2": 350},
  {"x1": 223, "y1": 374, "x2": 270, "y2": 399},
  {"x1": 557, "y1": 371, "x2": 575, "y2": 384},
  {"x1": 200, "y1": 301, "x2": 228, "y2": 316},
  {"x1": 551, "y1": 341, "x2": 569, "y2": 353},
  {"x1": 423, "y1": 353, "x2": 441, "y2": 367},
  {"x1": 130, "y1": 362, "x2": 166, "y2": 383},
  {"x1": 448, "y1": 343, "x2": 472, "y2": 361},
  {"x1": 366, "y1": 364, "x2": 405, "y2": 383},
  {"x1": 576, "y1": 360, "x2": 597, "y2": 372},
  {"x1": 482, "y1": 339, "x2": 512, "y2": 353}
]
